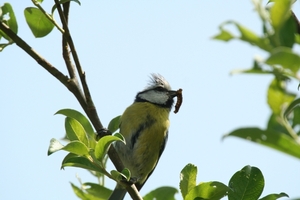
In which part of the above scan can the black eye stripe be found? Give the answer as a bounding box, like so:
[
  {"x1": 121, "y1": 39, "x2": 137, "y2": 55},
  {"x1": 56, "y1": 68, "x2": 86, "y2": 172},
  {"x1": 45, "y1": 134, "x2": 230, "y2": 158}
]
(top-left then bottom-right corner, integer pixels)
[{"x1": 154, "y1": 87, "x2": 168, "y2": 92}]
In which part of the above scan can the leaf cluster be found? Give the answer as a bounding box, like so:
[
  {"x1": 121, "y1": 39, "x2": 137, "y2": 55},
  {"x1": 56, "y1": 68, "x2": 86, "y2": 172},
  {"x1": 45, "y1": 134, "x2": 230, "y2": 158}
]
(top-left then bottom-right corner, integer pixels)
[
  {"x1": 214, "y1": 0, "x2": 300, "y2": 159},
  {"x1": 179, "y1": 164, "x2": 288, "y2": 200},
  {"x1": 48, "y1": 109, "x2": 127, "y2": 200}
]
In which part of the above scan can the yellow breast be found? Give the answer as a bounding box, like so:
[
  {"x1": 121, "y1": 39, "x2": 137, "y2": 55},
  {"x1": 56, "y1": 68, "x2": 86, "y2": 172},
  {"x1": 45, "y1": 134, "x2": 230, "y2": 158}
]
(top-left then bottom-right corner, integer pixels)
[{"x1": 116, "y1": 102, "x2": 170, "y2": 183}]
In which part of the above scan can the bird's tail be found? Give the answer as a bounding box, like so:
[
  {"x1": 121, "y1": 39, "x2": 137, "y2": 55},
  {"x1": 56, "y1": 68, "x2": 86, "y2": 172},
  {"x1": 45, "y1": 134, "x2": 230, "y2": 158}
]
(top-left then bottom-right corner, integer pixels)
[{"x1": 108, "y1": 184, "x2": 127, "y2": 200}]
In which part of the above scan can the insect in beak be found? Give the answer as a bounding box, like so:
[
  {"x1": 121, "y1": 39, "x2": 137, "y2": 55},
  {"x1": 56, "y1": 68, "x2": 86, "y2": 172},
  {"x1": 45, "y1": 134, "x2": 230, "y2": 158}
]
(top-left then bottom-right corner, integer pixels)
[{"x1": 171, "y1": 88, "x2": 183, "y2": 114}]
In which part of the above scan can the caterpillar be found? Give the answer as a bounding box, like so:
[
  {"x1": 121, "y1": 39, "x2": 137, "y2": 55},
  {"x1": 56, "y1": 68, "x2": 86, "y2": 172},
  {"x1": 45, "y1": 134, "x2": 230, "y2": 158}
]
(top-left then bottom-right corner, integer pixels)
[{"x1": 174, "y1": 88, "x2": 183, "y2": 114}]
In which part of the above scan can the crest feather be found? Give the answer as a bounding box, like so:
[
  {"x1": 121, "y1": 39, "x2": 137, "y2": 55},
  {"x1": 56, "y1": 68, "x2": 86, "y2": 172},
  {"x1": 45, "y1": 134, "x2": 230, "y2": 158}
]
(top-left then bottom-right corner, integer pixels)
[{"x1": 146, "y1": 73, "x2": 171, "y2": 90}]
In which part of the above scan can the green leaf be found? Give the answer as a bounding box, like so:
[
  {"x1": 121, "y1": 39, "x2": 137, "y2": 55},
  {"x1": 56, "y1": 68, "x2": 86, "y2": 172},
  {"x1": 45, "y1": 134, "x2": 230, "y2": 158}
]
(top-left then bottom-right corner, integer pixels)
[
  {"x1": 230, "y1": 60, "x2": 273, "y2": 75},
  {"x1": 270, "y1": 0, "x2": 293, "y2": 31},
  {"x1": 70, "y1": 182, "x2": 106, "y2": 200},
  {"x1": 55, "y1": 109, "x2": 96, "y2": 148},
  {"x1": 265, "y1": 47, "x2": 300, "y2": 73},
  {"x1": 144, "y1": 187, "x2": 178, "y2": 200},
  {"x1": 70, "y1": 183, "x2": 87, "y2": 200},
  {"x1": 24, "y1": 7, "x2": 54, "y2": 38},
  {"x1": 283, "y1": 98, "x2": 300, "y2": 130},
  {"x1": 212, "y1": 28, "x2": 234, "y2": 42},
  {"x1": 215, "y1": 21, "x2": 272, "y2": 52},
  {"x1": 83, "y1": 182, "x2": 112, "y2": 199},
  {"x1": 107, "y1": 115, "x2": 121, "y2": 133},
  {"x1": 291, "y1": 107, "x2": 300, "y2": 128},
  {"x1": 179, "y1": 163, "x2": 197, "y2": 199},
  {"x1": 228, "y1": 166, "x2": 264, "y2": 200},
  {"x1": 224, "y1": 127, "x2": 300, "y2": 158},
  {"x1": 234, "y1": 22, "x2": 272, "y2": 51},
  {"x1": 65, "y1": 117, "x2": 89, "y2": 147},
  {"x1": 121, "y1": 168, "x2": 131, "y2": 181},
  {"x1": 62, "y1": 156, "x2": 104, "y2": 173},
  {"x1": 267, "y1": 78, "x2": 296, "y2": 115},
  {"x1": 0, "y1": 3, "x2": 18, "y2": 33},
  {"x1": 110, "y1": 169, "x2": 130, "y2": 181},
  {"x1": 0, "y1": 3, "x2": 18, "y2": 40},
  {"x1": 62, "y1": 140, "x2": 89, "y2": 156},
  {"x1": 94, "y1": 134, "x2": 124, "y2": 161},
  {"x1": 278, "y1": 14, "x2": 296, "y2": 48},
  {"x1": 267, "y1": 113, "x2": 288, "y2": 135},
  {"x1": 51, "y1": 0, "x2": 81, "y2": 15},
  {"x1": 47, "y1": 138, "x2": 64, "y2": 155},
  {"x1": 260, "y1": 192, "x2": 289, "y2": 200},
  {"x1": 0, "y1": 43, "x2": 13, "y2": 52},
  {"x1": 185, "y1": 181, "x2": 229, "y2": 200},
  {"x1": 284, "y1": 98, "x2": 300, "y2": 118}
]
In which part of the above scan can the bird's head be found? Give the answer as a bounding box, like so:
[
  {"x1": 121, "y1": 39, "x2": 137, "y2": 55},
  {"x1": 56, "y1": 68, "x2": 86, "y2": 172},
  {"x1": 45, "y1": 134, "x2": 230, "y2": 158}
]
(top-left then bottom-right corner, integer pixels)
[{"x1": 135, "y1": 73, "x2": 178, "y2": 109}]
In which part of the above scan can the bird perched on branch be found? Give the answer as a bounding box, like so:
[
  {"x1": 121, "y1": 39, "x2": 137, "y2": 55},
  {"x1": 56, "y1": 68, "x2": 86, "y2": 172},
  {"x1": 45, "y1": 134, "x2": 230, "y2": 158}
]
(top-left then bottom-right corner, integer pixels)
[{"x1": 109, "y1": 73, "x2": 182, "y2": 200}]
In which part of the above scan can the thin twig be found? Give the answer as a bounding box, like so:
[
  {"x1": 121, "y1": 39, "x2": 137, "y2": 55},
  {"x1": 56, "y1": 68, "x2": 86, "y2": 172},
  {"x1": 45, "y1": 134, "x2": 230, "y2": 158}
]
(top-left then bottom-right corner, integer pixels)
[
  {"x1": 61, "y1": 2, "x2": 76, "y2": 79},
  {"x1": 54, "y1": 0, "x2": 103, "y2": 131},
  {"x1": 53, "y1": 0, "x2": 85, "y2": 88}
]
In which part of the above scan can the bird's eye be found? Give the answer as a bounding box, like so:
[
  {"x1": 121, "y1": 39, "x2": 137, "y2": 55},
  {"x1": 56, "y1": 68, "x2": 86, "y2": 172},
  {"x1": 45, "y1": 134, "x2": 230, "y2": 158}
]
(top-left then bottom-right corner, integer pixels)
[{"x1": 155, "y1": 87, "x2": 166, "y2": 92}]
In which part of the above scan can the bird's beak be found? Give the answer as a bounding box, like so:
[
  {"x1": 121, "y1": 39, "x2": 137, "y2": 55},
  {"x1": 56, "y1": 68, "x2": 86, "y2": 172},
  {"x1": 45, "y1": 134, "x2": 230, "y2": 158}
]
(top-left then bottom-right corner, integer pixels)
[{"x1": 169, "y1": 90, "x2": 178, "y2": 98}]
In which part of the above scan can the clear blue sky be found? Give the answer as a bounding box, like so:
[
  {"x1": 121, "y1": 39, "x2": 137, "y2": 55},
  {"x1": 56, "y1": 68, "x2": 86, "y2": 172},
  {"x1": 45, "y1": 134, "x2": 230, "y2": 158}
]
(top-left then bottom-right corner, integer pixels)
[{"x1": 1, "y1": 1, "x2": 299, "y2": 199}]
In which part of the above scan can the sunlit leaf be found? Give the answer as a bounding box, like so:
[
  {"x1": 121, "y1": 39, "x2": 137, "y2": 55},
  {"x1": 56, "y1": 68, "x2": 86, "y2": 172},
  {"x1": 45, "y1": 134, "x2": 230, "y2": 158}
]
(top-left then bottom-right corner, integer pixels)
[
  {"x1": 65, "y1": 117, "x2": 89, "y2": 146},
  {"x1": 228, "y1": 165, "x2": 264, "y2": 200},
  {"x1": 179, "y1": 163, "x2": 197, "y2": 199},
  {"x1": 215, "y1": 21, "x2": 272, "y2": 52},
  {"x1": 267, "y1": 78, "x2": 296, "y2": 115},
  {"x1": 94, "y1": 134, "x2": 124, "y2": 161},
  {"x1": 62, "y1": 140, "x2": 89, "y2": 156},
  {"x1": 24, "y1": 7, "x2": 54, "y2": 38},
  {"x1": 144, "y1": 187, "x2": 178, "y2": 200},
  {"x1": 47, "y1": 138, "x2": 64, "y2": 155},
  {"x1": 270, "y1": 0, "x2": 292, "y2": 31},
  {"x1": 265, "y1": 47, "x2": 300, "y2": 73},
  {"x1": 224, "y1": 127, "x2": 300, "y2": 158},
  {"x1": 185, "y1": 181, "x2": 229, "y2": 200},
  {"x1": 56, "y1": 109, "x2": 96, "y2": 148},
  {"x1": 234, "y1": 22, "x2": 272, "y2": 51}
]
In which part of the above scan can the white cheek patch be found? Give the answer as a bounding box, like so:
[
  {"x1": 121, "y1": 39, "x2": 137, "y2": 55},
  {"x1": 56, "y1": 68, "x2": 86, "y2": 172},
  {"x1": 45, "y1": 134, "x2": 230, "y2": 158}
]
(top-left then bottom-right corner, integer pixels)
[{"x1": 139, "y1": 90, "x2": 169, "y2": 105}]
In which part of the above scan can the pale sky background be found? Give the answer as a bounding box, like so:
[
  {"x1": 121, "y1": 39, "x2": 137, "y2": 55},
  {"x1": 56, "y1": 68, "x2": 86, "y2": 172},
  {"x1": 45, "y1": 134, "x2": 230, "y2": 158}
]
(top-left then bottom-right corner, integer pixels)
[{"x1": 1, "y1": 1, "x2": 300, "y2": 200}]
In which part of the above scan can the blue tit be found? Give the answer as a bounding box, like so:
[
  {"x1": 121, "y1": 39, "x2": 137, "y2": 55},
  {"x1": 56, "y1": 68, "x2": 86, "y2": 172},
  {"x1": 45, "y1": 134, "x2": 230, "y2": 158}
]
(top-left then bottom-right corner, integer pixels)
[{"x1": 109, "y1": 73, "x2": 180, "y2": 200}]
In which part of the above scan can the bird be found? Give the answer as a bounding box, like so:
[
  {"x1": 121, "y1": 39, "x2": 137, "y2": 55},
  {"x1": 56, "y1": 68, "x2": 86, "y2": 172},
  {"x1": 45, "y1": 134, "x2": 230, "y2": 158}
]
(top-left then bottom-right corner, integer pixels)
[{"x1": 109, "y1": 73, "x2": 180, "y2": 200}]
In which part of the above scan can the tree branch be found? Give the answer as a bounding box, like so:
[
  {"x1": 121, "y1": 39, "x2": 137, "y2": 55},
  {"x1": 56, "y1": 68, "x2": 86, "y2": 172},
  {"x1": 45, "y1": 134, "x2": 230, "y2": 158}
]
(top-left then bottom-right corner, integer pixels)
[
  {"x1": 1, "y1": 4, "x2": 141, "y2": 198},
  {"x1": 0, "y1": 21, "x2": 89, "y2": 116}
]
